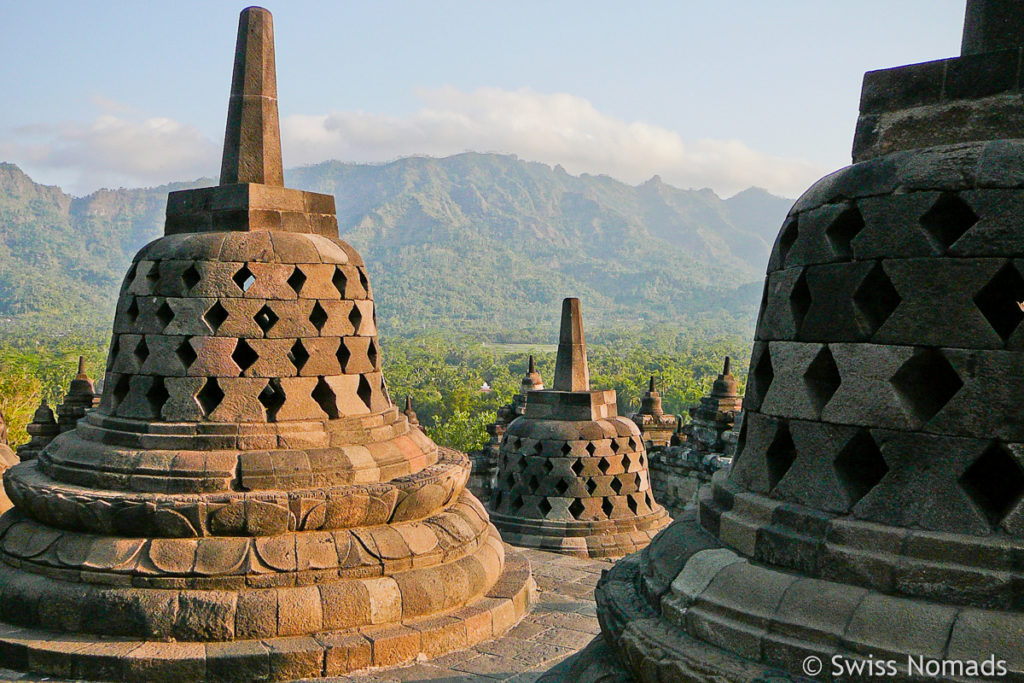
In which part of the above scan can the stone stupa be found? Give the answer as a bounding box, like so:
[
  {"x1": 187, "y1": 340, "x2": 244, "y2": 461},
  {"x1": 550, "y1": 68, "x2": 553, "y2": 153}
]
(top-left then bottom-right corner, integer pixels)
[
  {"x1": 488, "y1": 298, "x2": 670, "y2": 558},
  {"x1": 0, "y1": 7, "x2": 534, "y2": 680},
  {"x1": 0, "y1": 409, "x2": 16, "y2": 514},
  {"x1": 580, "y1": 1, "x2": 1024, "y2": 680}
]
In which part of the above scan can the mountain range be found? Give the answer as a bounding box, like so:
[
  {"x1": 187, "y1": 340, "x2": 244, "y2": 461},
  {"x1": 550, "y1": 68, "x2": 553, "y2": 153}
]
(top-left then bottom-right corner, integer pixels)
[{"x1": 0, "y1": 153, "x2": 792, "y2": 339}]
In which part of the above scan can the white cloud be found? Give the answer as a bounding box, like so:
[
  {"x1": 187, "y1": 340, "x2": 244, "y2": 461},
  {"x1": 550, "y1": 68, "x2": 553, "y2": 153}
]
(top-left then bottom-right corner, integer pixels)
[
  {"x1": 1, "y1": 88, "x2": 825, "y2": 197},
  {"x1": 282, "y1": 86, "x2": 825, "y2": 197},
  {"x1": 0, "y1": 105, "x2": 218, "y2": 194}
]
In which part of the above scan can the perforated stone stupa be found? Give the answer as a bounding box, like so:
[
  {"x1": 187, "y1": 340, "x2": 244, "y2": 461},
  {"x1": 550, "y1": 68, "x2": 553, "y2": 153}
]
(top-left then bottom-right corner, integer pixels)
[
  {"x1": 582, "y1": 1, "x2": 1024, "y2": 680},
  {"x1": 488, "y1": 298, "x2": 669, "y2": 558},
  {"x1": 0, "y1": 8, "x2": 534, "y2": 681}
]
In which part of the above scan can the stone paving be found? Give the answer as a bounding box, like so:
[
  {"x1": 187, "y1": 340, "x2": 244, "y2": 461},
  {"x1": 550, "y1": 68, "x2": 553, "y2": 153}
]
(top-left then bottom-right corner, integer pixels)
[{"x1": 0, "y1": 547, "x2": 611, "y2": 682}]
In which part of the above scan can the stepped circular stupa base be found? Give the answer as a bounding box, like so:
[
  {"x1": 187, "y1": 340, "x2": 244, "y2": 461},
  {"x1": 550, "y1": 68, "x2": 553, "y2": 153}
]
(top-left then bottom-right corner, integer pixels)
[
  {"x1": 0, "y1": 546, "x2": 535, "y2": 682},
  {"x1": 578, "y1": 479, "x2": 1024, "y2": 682},
  {"x1": 490, "y1": 508, "x2": 669, "y2": 558}
]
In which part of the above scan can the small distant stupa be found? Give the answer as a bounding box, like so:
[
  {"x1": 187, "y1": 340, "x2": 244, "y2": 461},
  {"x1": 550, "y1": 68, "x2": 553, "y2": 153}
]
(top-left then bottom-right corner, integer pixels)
[{"x1": 487, "y1": 298, "x2": 669, "y2": 558}]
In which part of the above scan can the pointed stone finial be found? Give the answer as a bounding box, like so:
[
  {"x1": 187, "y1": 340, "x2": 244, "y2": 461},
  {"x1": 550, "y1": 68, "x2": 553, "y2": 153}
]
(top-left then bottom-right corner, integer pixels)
[
  {"x1": 528, "y1": 355, "x2": 535, "y2": 374},
  {"x1": 648, "y1": 375, "x2": 656, "y2": 392},
  {"x1": 405, "y1": 396, "x2": 413, "y2": 412},
  {"x1": 76, "y1": 355, "x2": 87, "y2": 379},
  {"x1": 220, "y1": 6, "x2": 283, "y2": 186},
  {"x1": 723, "y1": 356, "x2": 731, "y2": 375},
  {"x1": 962, "y1": 0, "x2": 1024, "y2": 55},
  {"x1": 553, "y1": 297, "x2": 589, "y2": 392}
]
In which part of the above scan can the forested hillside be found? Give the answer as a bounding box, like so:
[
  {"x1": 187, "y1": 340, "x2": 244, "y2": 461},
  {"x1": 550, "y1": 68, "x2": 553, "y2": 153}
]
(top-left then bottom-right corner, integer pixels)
[{"x1": 0, "y1": 154, "x2": 791, "y2": 339}]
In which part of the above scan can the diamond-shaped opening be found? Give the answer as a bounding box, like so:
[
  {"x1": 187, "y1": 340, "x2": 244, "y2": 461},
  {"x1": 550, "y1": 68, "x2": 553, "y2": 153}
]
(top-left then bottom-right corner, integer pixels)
[
  {"x1": 627, "y1": 495, "x2": 639, "y2": 515},
  {"x1": 357, "y1": 374, "x2": 373, "y2": 410},
  {"x1": 349, "y1": 304, "x2": 363, "y2": 334},
  {"x1": 920, "y1": 192, "x2": 979, "y2": 250},
  {"x1": 834, "y1": 429, "x2": 888, "y2": 505},
  {"x1": 182, "y1": 264, "x2": 201, "y2": 291},
  {"x1": 825, "y1": 205, "x2": 865, "y2": 259},
  {"x1": 528, "y1": 475, "x2": 539, "y2": 490},
  {"x1": 790, "y1": 270, "x2": 811, "y2": 333},
  {"x1": 196, "y1": 378, "x2": 225, "y2": 418},
  {"x1": 124, "y1": 262, "x2": 138, "y2": 288},
  {"x1": 358, "y1": 268, "x2": 370, "y2": 296},
  {"x1": 133, "y1": 336, "x2": 150, "y2": 365},
  {"x1": 258, "y1": 379, "x2": 285, "y2": 421},
  {"x1": 542, "y1": 458, "x2": 554, "y2": 473},
  {"x1": 332, "y1": 267, "x2": 347, "y2": 297},
  {"x1": 516, "y1": 456, "x2": 527, "y2": 473},
  {"x1": 610, "y1": 477, "x2": 623, "y2": 495},
  {"x1": 568, "y1": 498, "x2": 585, "y2": 520},
  {"x1": 645, "y1": 492, "x2": 653, "y2": 508},
  {"x1": 312, "y1": 377, "x2": 339, "y2": 419},
  {"x1": 514, "y1": 437, "x2": 523, "y2": 451},
  {"x1": 766, "y1": 421, "x2": 797, "y2": 492},
  {"x1": 572, "y1": 459, "x2": 585, "y2": 476},
  {"x1": 253, "y1": 305, "x2": 278, "y2": 334},
  {"x1": 538, "y1": 498, "x2": 552, "y2": 516},
  {"x1": 585, "y1": 442, "x2": 596, "y2": 456},
  {"x1": 175, "y1": 339, "x2": 197, "y2": 370},
  {"x1": 534, "y1": 441, "x2": 544, "y2": 455},
  {"x1": 145, "y1": 377, "x2": 169, "y2": 418},
  {"x1": 232, "y1": 338, "x2": 258, "y2": 373},
  {"x1": 611, "y1": 439, "x2": 620, "y2": 453},
  {"x1": 804, "y1": 345, "x2": 841, "y2": 413},
  {"x1": 506, "y1": 471, "x2": 516, "y2": 488},
  {"x1": 628, "y1": 437, "x2": 637, "y2": 450},
  {"x1": 204, "y1": 301, "x2": 229, "y2": 333},
  {"x1": 777, "y1": 216, "x2": 799, "y2": 264},
  {"x1": 586, "y1": 478, "x2": 598, "y2": 495},
  {"x1": 891, "y1": 348, "x2": 963, "y2": 425},
  {"x1": 111, "y1": 374, "x2": 131, "y2": 409},
  {"x1": 960, "y1": 442, "x2": 1024, "y2": 526},
  {"x1": 853, "y1": 262, "x2": 901, "y2": 336},
  {"x1": 601, "y1": 498, "x2": 615, "y2": 517},
  {"x1": 107, "y1": 336, "x2": 121, "y2": 371},
  {"x1": 555, "y1": 479, "x2": 569, "y2": 495},
  {"x1": 598, "y1": 458, "x2": 611, "y2": 474},
  {"x1": 233, "y1": 265, "x2": 256, "y2": 293},
  {"x1": 156, "y1": 301, "x2": 174, "y2": 330},
  {"x1": 126, "y1": 298, "x2": 140, "y2": 324},
  {"x1": 749, "y1": 345, "x2": 774, "y2": 409},
  {"x1": 512, "y1": 494, "x2": 524, "y2": 511},
  {"x1": 735, "y1": 416, "x2": 750, "y2": 459},
  {"x1": 561, "y1": 443, "x2": 572, "y2": 456},
  {"x1": 288, "y1": 339, "x2": 310, "y2": 373},
  {"x1": 309, "y1": 301, "x2": 329, "y2": 332},
  {"x1": 974, "y1": 262, "x2": 1024, "y2": 342},
  {"x1": 622, "y1": 452, "x2": 632, "y2": 470},
  {"x1": 337, "y1": 339, "x2": 351, "y2": 371},
  {"x1": 634, "y1": 473, "x2": 642, "y2": 488},
  {"x1": 287, "y1": 266, "x2": 307, "y2": 296},
  {"x1": 146, "y1": 261, "x2": 161, "y2": 286}
]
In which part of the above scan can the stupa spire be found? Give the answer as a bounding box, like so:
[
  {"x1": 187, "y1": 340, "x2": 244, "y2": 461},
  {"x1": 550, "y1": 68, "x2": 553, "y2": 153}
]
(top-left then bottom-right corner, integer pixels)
[
  {"x1": 219, "y1": 6, "x2": 283, "y2": 185},
  {"x1": 961, "y1": 0, "x2": 1024, "y2": 55},
  {"x1": 528, "y1": 354, "x2": 535, "y2": 374},
  {"x1": 553, "y1": 297, "x2": 589, "y2": 391}
]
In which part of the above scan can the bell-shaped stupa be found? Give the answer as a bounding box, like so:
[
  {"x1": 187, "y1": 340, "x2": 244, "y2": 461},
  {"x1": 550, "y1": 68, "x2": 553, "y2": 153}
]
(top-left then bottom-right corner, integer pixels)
[
  {"x1": 0, "y1": 8, "x2": 533, "y2": 680},
  {"x1": 488, "y1": 298, "x2": 669, "y2": 558},
  {"x1": 582, "y1": 1, "x2": 1024, "y2": 680}
]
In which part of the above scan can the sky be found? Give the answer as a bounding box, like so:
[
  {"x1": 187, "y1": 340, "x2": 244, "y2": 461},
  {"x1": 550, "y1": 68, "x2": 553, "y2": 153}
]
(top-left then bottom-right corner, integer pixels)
[{"x1": 0, "y1": 1, "x2": 966, "y2": 198}]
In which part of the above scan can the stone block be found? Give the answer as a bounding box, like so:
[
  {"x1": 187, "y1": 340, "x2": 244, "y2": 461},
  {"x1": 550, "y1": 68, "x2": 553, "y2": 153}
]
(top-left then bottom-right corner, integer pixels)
[
  {"x1": 874, "y1": 258, "x2": 1003, "y2": 348},
  {"x1": 173, "y1": 591, "x2": 236, "y2": 640},
  {"x1": 234, "y1": 589, "x2": 278, "y2": 639},
  {"x1": 855, "y1": 191, "x2": 941, "y2": 259},
  {"x1": 318, "y1": 632, "x2": 371, "y2": 676},
  {"x1": 363, "y1": 624, "x2": 420, "y2": 668},
  {"x1": 755, "y1": 268, "x2": 803, "y2": 341},
  {"x1": 854, "y1": 430, "x2": 991, "y2": 535},
  {"x1": 123, "y1": 641, "x2": 206, "y2": 682},
  {"x1": 205, "y1": 640, "x2": 271, "y2": 682},
  {"x1": 264, "y1": 636, "x2": 324, "y2": 681},
  {"x1": 842, "y1": 592, "x2": 957, "y2": 659},
  {"x1": 821, "y1": 343, "x2": 915, "y2": 429},
  {"x1": 277, "y1": 585, "x2": 323, "y2": 636}
]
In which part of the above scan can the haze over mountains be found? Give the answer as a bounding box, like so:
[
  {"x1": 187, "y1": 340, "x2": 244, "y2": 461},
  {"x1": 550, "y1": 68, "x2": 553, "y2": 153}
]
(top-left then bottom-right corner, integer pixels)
[{"x1": 0, "y1": 153, "x2": 792, "y2": 339}]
